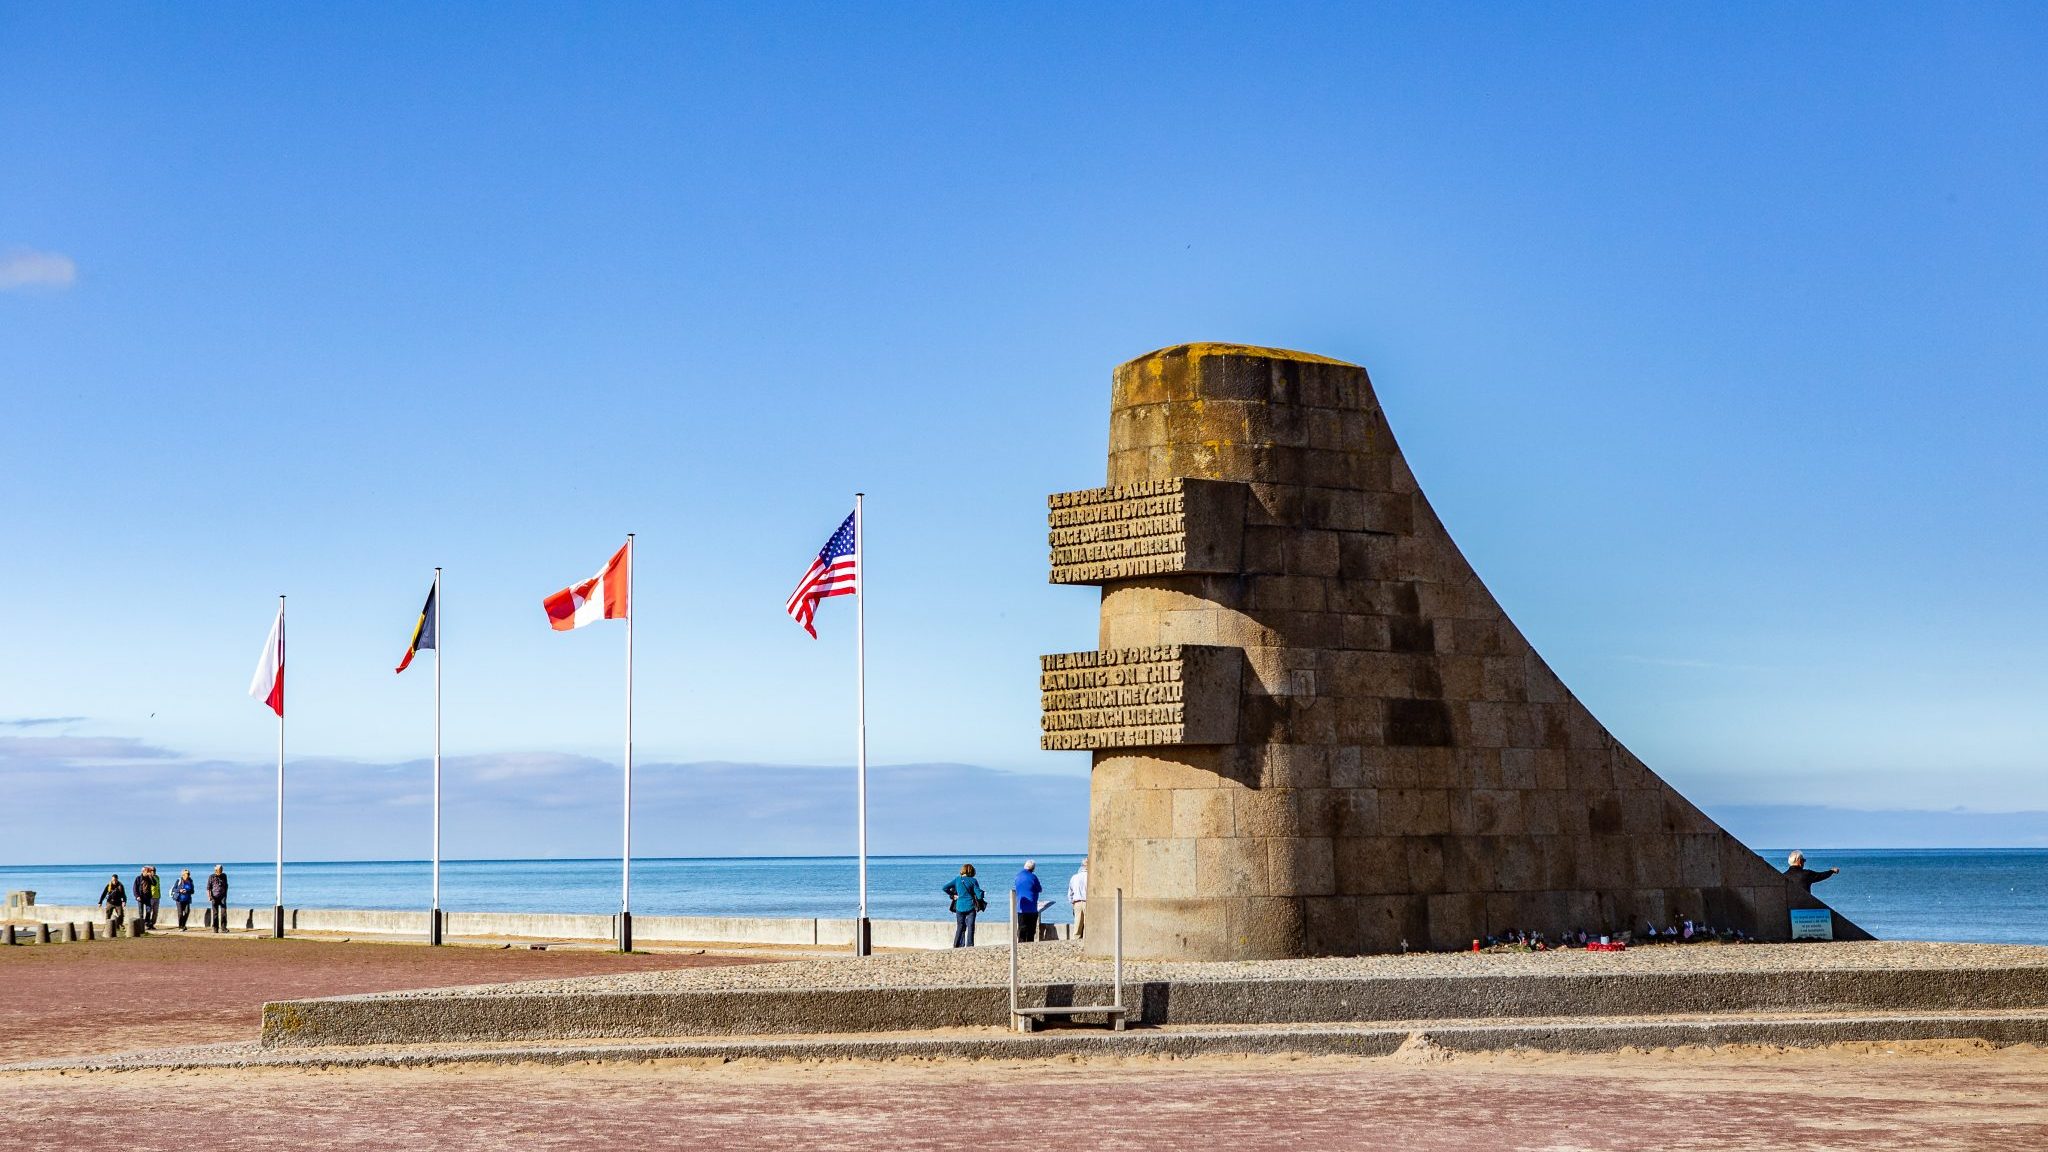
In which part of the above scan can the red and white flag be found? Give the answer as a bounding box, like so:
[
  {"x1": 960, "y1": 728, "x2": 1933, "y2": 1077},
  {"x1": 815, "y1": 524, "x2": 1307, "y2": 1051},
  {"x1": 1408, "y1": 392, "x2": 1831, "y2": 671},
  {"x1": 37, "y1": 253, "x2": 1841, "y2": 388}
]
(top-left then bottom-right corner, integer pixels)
[
  {"x1": 785, "y1": 511, "x2": 857, "y2": 638},
  {"x1": 248, "y1": 602, "x2": 285, "y2": 717},
  {"x1": 544, "y1": 541, "x2": 631, "y2": 631}
]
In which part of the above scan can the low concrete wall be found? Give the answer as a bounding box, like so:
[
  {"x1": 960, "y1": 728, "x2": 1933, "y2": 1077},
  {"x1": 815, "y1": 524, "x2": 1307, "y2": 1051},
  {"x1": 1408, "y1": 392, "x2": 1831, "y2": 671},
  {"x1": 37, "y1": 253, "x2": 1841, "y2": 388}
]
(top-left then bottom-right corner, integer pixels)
[
  {"x1": 24, "y1": 903, "x2": 285, "y2": 932},
  {"x1": 297, "y1": 908, "x2": 430, "y2": 935},
  {"x1": 17, "y1": 901, "x2": 1064, "y2": 950},
  {"x1": 444, "y1": 911, "x2": 615, "y2": 940},
  {"x1": 262, "y1": 961, "x2": 2048, "y2": 1049},
  {"x1": 22, "y1": 904, "x2": 97, "y2": 923}
]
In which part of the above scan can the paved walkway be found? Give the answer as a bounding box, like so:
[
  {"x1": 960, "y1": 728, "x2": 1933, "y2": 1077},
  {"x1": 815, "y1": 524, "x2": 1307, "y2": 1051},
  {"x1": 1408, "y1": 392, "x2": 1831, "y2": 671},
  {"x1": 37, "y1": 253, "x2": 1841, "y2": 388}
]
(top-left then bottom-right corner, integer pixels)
[
  {"x1": 5, "y1": 1044, "x2": 2047, "y2": 1150},
  {"x1": 7, "y1": 935, "x2": 2048, "y2": 1148},
  {"x1": 0, "y1": 932, "x2": 764, "y2": 1061}
]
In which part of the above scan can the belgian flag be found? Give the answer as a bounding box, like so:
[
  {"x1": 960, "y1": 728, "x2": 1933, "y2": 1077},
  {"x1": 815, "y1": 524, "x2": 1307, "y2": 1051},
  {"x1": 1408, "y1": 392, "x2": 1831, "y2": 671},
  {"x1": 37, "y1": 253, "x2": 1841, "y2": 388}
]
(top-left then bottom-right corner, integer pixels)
[{"x1": 395, "y1": 581, "x2": 438, "y2": 674}]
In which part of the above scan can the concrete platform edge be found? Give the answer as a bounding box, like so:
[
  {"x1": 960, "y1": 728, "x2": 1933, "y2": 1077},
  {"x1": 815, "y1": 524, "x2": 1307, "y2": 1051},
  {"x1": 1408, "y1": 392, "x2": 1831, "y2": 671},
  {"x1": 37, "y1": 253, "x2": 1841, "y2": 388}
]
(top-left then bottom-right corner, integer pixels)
[{"x1": 27, "y1": 1011, "x2": 2048, "y2": 1073}]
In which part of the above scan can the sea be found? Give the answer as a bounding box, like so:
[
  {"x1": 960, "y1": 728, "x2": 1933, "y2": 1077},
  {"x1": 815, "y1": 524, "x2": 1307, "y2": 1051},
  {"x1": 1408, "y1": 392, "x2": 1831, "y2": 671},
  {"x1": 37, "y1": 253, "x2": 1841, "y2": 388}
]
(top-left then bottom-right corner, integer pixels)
[{"x1": 5, "y1": 849, "x2": 2044, "y2": 944}]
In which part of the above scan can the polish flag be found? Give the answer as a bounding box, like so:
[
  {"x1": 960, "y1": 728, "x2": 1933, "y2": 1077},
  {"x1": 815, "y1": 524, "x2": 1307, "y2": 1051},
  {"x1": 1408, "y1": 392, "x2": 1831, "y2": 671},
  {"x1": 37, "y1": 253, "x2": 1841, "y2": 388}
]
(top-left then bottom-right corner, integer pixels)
[
  {"x1": 248, "y1": 602, "x2": 285, "y2": 717},
  {"x1": 543, "y1": 541, "x2": 631, "y2": 631}
]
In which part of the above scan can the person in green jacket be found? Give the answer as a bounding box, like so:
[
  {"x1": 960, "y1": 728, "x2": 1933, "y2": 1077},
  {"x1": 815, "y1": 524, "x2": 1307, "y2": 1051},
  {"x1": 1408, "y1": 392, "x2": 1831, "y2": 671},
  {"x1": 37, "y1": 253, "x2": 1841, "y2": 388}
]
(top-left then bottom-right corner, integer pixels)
[{"x1": 943, "y1": 864, "x2": 986, "y2": 948}]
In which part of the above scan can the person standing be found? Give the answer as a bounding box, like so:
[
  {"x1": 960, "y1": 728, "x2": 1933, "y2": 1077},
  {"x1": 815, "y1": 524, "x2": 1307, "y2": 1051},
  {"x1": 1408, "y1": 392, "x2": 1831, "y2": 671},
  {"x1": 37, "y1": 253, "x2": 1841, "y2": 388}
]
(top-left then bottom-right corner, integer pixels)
[
  {"x1": 132, "y1": 867, "x2": 155, "y2": 932},
  {"x1": 1067, "y1": 857, "x2": 1088, "y2": 941},
  {"x1": 1013, "y1": 860, "x2": 1043, "y2": 944},
  {"x1": 1784, "y1": 851, "x2": 1840, "y2": 893},
  {"x1": 206, "y1": 865, "x2": 230, "y2": 933},
  {"x1": 171, "y1": 869, "x2": 196, "y2": 931},
  {"x1": 99, "y1": 873, "x2": 127, "y2": 935},
  {"x1": 943, "y1": 864, "x2": 986, "y2": 948}
]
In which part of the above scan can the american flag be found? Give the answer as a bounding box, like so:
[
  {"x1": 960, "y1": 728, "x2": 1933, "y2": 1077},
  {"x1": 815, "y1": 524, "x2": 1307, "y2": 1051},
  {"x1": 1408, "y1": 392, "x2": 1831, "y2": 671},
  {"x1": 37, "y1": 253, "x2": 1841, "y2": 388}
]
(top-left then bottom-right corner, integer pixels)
[{"x1": 786, "y1": 511, "x2": 858, "y2": 637}]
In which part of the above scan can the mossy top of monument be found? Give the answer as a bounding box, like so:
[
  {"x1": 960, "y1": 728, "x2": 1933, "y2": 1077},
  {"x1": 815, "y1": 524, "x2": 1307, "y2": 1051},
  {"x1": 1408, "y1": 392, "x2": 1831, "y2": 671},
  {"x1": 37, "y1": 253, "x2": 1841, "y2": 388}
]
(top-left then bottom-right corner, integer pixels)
[
  {"x1": 1113, "y1": 342, "x2": 1372, "y2": 410},
  {"x1": 1129, "y1": 342, "x2": 1359, "y2": 369}
]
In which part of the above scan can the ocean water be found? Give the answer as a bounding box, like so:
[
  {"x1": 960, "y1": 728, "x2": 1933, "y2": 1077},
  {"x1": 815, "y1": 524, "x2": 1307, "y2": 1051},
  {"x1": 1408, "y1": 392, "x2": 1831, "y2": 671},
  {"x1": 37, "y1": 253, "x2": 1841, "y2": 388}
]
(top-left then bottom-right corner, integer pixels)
[
  {"x1": 0, "y1": 854, "x2": 1085, "y2": 925},
  {"x1": 4, "y1": 849, "x2": 2043, "y2": 943}
]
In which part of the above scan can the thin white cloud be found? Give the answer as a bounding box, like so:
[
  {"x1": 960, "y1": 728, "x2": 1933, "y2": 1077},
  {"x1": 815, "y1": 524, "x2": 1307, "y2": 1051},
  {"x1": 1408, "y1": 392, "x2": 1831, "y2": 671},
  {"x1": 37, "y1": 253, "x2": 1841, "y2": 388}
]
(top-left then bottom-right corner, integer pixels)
[
  {"x1": 0, "y1": 734, "x2": 178, "y2": 765},
  {"x1": 0, "y1": 716, "x2": 88, "y2": 728},
  {"x1": 0, "y1": 248, "x2": 78, "y2": 292}
]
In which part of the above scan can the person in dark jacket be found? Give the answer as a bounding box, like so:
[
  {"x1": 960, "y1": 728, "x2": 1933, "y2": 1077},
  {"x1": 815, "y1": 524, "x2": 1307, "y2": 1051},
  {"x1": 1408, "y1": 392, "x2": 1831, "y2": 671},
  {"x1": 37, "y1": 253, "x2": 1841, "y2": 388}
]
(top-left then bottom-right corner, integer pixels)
[
  {"x1": 171, "y1": 869, "x2": 197, "y2": 931},
  {"x1": 206, "y1": 865, "x2": 230, "y2": 933},
  {"x1": 943, "y1": 864, "x2": 985, "y2": 948},
  {"x1": 1013, "y1": 860, "x2": 1043, "y2": 943},
  {"x1": 1784, "y1": 851, "x2": 1840, "y2": 893},
  {"x1": 99, "y1": 874, "x2": 127, "y2": 934},
  {"x1": 132, "y1": 868, "x2": 155, "y2": 932}
]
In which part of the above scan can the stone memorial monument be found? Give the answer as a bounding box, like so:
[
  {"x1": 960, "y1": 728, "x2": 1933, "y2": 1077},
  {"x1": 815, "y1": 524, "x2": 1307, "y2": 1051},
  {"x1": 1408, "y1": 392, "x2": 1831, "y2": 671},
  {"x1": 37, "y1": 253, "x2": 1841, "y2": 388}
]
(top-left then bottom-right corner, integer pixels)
[{"x1": 1042, "y1": 343, "x2": 1867, "y2": 960}]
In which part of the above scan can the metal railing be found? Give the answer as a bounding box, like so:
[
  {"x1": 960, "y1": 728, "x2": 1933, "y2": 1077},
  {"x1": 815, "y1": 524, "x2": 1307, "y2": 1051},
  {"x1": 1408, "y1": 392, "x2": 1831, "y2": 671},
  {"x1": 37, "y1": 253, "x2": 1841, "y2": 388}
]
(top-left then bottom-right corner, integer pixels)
[{"x1": 1009, "y1": 886, "x2": 1125, "y2": 1032}]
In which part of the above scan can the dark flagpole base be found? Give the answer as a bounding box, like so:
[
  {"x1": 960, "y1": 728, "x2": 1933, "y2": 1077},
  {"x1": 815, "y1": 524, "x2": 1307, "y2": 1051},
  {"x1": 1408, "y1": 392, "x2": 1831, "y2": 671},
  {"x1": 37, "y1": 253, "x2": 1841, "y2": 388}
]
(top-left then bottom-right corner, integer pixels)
[
  {"x1": 429, "y1": 908, "x2": 443, "y2": 946},
  {"x1": 618, "y1": 911, "x2": 633, "y2": 953},
  {"x1": 272, "y1": 904, "x2": 286, "y2": 939},
  {"x1": 854, "y1": 917, "x2": 872, "y2": 957}
]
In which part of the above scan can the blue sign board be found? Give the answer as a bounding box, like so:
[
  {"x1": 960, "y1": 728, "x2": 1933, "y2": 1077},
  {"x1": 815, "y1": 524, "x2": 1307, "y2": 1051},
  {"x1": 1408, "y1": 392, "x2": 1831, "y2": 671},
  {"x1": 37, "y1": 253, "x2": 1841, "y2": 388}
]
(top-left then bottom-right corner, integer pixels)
[{"x1": 1789, "y1": 908, "x2": 1834, "y2": 941}]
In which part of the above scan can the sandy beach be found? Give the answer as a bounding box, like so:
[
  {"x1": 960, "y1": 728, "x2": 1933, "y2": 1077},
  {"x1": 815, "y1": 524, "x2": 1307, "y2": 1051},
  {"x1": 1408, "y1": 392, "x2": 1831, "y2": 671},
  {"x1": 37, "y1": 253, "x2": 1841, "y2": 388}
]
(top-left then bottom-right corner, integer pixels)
[
  {"x1": 7, "y1": 1044, "x2": 2048, "y2": 1151},
  {"x1": 0, "y1": 933, "x2": 761, "y2": 1062},
  {"x1": 7, "y1": 935, "x2": 2048, "y2": 1149}
]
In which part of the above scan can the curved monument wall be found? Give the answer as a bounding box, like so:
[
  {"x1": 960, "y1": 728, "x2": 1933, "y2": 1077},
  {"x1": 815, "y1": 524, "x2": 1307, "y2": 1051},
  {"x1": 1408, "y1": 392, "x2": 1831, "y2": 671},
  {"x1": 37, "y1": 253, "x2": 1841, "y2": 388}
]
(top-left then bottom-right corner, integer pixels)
[{"x1": 1043, "y1": 343, "x2": 1867, "y2": 960}]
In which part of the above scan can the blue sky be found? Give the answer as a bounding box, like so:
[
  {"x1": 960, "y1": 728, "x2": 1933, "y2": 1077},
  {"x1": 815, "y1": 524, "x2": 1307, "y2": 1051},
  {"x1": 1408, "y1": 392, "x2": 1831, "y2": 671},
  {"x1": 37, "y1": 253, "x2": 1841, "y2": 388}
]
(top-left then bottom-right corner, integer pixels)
[{"x1": 4, "y1": 4, "x2": 2045, "y2": 862}]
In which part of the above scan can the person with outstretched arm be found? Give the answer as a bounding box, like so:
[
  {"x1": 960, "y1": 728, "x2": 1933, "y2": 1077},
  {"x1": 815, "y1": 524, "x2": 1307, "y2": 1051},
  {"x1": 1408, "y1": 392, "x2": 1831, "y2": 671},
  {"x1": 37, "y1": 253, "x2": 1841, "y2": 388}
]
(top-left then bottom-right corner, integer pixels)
[{"x1": 1784, "y1": 850, "x2": 1840, "y2": 893}]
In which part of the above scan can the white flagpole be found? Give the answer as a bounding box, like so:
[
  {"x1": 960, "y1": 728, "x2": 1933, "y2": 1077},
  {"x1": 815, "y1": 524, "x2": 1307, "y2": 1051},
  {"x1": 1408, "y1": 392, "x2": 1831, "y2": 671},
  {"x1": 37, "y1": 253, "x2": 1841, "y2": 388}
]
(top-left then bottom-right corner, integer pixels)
[
  {"x1": 854, "y1": 494, "x2": 869, "y2": 956},
  {"x1": 431, "y1": 567, "x2": 443, "y2": 946},
  {"x1": 621, "y1": 533, "x2": 635, "y2": 953},
  {"x1": 274, "y1": 594, "x2": 286, "y2": 939}
]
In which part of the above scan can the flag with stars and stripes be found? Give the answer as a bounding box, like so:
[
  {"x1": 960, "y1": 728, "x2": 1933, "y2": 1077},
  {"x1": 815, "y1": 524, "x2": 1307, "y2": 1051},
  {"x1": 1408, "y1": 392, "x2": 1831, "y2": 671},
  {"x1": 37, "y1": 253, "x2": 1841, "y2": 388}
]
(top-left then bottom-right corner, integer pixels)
[{"x1": 785, "y1": 511, "x2": 858, "y2": 637}]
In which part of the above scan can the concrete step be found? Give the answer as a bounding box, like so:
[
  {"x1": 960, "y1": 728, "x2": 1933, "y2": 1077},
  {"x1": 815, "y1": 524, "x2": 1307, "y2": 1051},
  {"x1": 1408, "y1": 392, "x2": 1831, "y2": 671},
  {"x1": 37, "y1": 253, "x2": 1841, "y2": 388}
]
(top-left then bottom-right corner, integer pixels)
[
  {"x1": 20, "y1": 1008, "x2": 2048, "y2": 1072},
  {"x1": 260, "y1": 962, "x2": 2048, "y2": 1050}
]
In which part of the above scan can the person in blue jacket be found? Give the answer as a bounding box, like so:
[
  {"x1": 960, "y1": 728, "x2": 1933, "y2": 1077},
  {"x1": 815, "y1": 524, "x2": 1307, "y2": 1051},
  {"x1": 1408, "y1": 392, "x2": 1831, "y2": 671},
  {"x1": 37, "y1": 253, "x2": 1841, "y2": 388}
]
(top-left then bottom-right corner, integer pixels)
[
  {"x1": 1013, "y1": 860, "x2": 1043, "y2": 944},
  {"x1": 170, "y1": 869, "x2": 197, "y2": 931},
  {"x1": 942, "y1": 864, "x2": 985, "y2": 948}
]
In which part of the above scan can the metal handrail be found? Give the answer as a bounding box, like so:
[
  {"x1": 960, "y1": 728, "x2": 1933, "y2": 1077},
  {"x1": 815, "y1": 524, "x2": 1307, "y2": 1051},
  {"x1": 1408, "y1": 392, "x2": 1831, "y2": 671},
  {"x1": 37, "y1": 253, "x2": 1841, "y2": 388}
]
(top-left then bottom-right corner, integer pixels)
[{"x1": 1009, "y1": 886, "x2": 1126, "y2": 1032}]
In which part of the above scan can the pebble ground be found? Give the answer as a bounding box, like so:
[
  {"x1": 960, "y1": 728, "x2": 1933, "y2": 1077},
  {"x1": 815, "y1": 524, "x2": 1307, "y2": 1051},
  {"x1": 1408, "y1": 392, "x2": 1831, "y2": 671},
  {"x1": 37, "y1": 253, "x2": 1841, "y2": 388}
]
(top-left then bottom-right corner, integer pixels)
[{"x1": 369, "y1": 938, "x2": 2048, "y2": 999}]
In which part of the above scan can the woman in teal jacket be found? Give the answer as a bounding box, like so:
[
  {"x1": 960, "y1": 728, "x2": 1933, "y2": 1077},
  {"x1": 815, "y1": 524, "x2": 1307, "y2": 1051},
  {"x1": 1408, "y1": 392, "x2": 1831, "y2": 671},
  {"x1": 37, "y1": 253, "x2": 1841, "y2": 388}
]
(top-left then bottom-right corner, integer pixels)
[{"x1": 942, "y1": 864, "x2": 985, "y2": 948}]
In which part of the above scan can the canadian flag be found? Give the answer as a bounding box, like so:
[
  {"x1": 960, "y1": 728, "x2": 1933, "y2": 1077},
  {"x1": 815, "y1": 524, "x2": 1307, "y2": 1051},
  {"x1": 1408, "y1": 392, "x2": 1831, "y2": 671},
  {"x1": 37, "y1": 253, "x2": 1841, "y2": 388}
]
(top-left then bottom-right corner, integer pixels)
[
  {"x1": 544, "y1": 541, "x2": 631, "y2": 631},
  {"x1": 248, "y1": 601, "x2": 285, "y2": 717}
]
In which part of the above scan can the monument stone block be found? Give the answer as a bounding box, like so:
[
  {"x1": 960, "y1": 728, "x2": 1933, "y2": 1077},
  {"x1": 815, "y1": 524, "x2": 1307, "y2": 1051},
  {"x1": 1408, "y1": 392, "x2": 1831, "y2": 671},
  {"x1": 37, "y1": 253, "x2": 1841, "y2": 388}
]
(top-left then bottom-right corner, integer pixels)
[
  {"x1": 1038, "y1": 644, "x2": 1243, "y2": 750},
  {"x1": 1044, "y1": 342, "x2": 1869, "y2": 959},
  {"x1": 1047, "y1": 478, "x2": 1249, "y2": 585}
]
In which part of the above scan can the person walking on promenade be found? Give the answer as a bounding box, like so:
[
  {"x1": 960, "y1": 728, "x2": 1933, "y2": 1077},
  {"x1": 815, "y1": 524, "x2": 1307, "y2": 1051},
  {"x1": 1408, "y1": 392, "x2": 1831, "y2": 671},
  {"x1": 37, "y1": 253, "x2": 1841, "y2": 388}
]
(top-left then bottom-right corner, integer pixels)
[
  {"x1": 206, "y1": 865, "x2": 229, "y2": 933},
  {"x1": 1013, "y1": 860, "x2": 1043, "y2": 944},
  {"x1": 943, "y1": 864, "x2": 986, "y2": 948},
  {"x1": 144, "y1": 866, "x2": 162, "y2": 930},
  {"x1": 1784, "y1": 851, "x2": 1840, "y2": 893},
  {"x1": 99, "y1": 873, "x2": 127, "y2": 935},
  {"x1": 171, "y1": 869, "x2": 196, "y2": 931},
  {"x1": 132, "y1": 867, "x2": 156, "y2": 932},
  {"x1": 1067, "y1": 858, "x2": 1088, "y2": 941}
]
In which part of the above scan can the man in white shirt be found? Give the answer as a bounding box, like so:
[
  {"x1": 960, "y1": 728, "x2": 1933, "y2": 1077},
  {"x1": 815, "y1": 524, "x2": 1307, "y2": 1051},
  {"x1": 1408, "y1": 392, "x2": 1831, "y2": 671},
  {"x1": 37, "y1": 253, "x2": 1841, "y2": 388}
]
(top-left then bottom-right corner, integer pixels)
[{"x1": 1067, "y1": 858, "x2": 1088, "y2": 940}]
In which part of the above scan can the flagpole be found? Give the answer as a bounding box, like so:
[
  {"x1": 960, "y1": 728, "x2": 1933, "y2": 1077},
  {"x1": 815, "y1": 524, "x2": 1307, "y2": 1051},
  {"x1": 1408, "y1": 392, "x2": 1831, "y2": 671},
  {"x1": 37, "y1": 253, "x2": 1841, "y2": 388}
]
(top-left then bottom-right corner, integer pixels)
[
  {"x1": 274, "y1": 594, "x2": 286, "y2": 940},
  {"x1": 854, "y1": 494, "x2": 869, "y2": 957},
  {"x1": 620, "y1": 533, "x2": 635, "y2": 953},
  {"x1": 431, "y1": 567, "x2": 443, "y2": 946}
]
